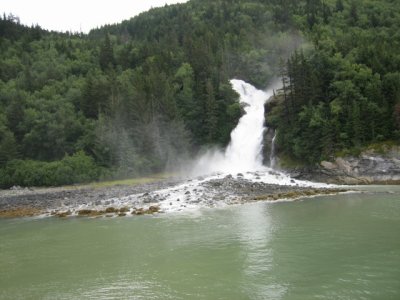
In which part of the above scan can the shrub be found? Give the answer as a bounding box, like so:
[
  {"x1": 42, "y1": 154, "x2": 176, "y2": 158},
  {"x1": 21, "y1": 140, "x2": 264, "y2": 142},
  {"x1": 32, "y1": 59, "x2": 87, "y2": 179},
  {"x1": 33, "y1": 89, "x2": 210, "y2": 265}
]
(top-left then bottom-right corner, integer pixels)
[{"x1": 0, "y1": 151, "x2": 100, "y2": 188}]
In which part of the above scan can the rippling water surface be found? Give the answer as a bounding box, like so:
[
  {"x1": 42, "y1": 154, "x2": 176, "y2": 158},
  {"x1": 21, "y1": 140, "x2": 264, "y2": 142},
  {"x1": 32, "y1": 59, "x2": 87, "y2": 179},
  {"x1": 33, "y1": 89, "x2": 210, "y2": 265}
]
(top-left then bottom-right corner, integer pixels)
[{"x1": 1, "y1": 187, "x2": 399, "y2": 299}]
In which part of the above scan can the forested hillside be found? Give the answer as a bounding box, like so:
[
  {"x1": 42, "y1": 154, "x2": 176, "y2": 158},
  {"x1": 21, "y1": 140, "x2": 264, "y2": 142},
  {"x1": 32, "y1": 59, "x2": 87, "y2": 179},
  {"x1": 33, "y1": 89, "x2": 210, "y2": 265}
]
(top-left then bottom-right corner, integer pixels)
[
  {"x1": 267, "y1": 0, "x2": 400, "y2": 164},
  {"x1": 0, "y1": 0, "x2": 298, "y2": 187},
  {"x1": 0, "y1": 0, "x2": 399, "y2": 187}
]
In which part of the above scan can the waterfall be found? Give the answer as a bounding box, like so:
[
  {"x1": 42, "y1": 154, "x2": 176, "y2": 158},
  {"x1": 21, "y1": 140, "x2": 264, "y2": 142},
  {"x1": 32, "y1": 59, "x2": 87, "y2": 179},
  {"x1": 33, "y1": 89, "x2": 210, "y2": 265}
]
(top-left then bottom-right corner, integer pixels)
[
  {"x1": 224, "y1": 79, "x2": 272, "y2": 172},
  {"x1": 86, "y1": 81, "x2": 328, "y2": 216},
  {"x1": 193, "y1": 79, "x2": 274, "y2": 174}
]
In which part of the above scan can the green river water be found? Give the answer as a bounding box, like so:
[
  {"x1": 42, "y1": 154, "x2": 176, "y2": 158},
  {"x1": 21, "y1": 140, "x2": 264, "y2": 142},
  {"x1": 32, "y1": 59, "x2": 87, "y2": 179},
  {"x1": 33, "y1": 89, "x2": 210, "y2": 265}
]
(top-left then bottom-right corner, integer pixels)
[{"x1": 1, "y1": 187, "x2": 399, "y2": 299}]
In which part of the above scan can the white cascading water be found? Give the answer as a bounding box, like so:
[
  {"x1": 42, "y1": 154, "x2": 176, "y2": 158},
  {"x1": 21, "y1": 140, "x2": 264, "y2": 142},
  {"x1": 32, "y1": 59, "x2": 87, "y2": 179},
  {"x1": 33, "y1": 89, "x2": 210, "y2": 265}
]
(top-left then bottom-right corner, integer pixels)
[
  {"x1": 224, "y1": 79, "x2": 272, "y2": 172},
  {"x1": 193, "y1": 79, "x2": 273, "y2": 174}
]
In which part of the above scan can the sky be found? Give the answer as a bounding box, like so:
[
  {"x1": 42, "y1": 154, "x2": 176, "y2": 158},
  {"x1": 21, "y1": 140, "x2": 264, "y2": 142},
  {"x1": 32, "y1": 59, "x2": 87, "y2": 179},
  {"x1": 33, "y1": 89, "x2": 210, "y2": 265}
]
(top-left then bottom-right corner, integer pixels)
[{"x1": 1, "y1": 0, "x2": 188, "y2": 33}]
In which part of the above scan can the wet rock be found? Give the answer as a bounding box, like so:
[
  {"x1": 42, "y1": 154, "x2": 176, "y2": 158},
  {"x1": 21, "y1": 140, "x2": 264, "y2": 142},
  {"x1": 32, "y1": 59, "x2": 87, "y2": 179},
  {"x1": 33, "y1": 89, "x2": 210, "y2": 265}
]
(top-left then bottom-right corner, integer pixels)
[
  {"x1": 148, "y1": 206, "x2": 160, "y2": 213},
  {"x1": 0, "y1": 207, "x2": 42, "y2": 218},
  {"x1": 119, "y1": 207, "x2": 130, "y2": 213},
  {"x1": 56, "y1": 210, "x2": 72, "y2": 218},
  {"x1": 250, "y1": 188, "x2": 346, "y2": 202},
  {"x1": 77, "y1": 209, "x2": 103, "y2": 217},
  {"x1": 189, "y1": 198, "x2": 201, "y2": 204},
  {"x1": 142, "y1": 197, "x2": 153, "y2": 204},
  {"x1": 133, "y1": 208, "x2": 144, "y2": 215},
  {"x1": 105, "y1": 207, "x2": 117, "y2": 213}
]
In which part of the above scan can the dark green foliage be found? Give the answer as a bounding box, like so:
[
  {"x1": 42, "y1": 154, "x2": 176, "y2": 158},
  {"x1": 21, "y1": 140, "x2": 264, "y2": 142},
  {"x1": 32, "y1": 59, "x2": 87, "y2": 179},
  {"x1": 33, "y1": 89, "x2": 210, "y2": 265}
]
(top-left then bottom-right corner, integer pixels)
[
  {"x1": 269, "y1": 0, "x2": 400, "y2": 164},
  {"x1": 2, "y1": 0, "x2": 300, "y2": 186},
  {"x1": 1, "y1": 0, "x2": 398, "y2": 186},
  {"x1": 0, "y1": 115, "x2": 19, "y2": 166},
  {"x1": 0, "y1": 151, "x2": 100, "y2": 188},
  {"x1": 99, "y1": 34, "x2": 115, "y2": 71},
  {"x1": 335, "y1": 0, "x2": 345, "y2": 12}
]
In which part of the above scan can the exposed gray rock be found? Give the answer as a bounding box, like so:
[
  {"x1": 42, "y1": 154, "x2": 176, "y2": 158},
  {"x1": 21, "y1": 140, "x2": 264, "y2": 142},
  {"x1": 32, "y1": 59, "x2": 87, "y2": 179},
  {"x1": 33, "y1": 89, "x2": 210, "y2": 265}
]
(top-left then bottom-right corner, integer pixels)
[
  {"x1": 288, "y1": 146, "x2": 400, "y2": 184},
  {"x1": 0, "y1": 177, "x2": 184, "y2": 213}
]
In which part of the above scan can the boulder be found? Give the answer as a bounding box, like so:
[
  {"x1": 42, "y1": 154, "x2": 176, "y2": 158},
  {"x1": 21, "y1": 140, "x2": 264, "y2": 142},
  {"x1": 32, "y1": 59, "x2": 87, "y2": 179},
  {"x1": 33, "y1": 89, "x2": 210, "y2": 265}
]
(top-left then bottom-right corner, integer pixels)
[
  {"x1": 320, "y1": 161, "x2": 336, "y2": 170},
  {"x1": 105, "y1": 207, "x2": 117, "y2": 213},
  {"x1": 148, "y1": 206, "x2": 160, "y2": 213}
]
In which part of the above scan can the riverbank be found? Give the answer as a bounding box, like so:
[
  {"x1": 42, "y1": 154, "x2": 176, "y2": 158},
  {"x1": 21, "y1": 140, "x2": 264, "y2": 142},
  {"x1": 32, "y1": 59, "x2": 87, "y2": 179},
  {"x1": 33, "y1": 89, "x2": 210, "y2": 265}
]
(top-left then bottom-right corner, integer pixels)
[{"x1": 0, "y1": 173, "x2": 347, "y2": 218}]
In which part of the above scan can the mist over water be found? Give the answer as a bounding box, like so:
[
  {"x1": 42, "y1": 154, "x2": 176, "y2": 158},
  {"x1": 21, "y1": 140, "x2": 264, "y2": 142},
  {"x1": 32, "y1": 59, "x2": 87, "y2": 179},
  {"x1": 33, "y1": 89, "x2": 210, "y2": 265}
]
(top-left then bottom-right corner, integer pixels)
[{"x1": 192, "y1": 79, "x2": 274, "y2": 175}]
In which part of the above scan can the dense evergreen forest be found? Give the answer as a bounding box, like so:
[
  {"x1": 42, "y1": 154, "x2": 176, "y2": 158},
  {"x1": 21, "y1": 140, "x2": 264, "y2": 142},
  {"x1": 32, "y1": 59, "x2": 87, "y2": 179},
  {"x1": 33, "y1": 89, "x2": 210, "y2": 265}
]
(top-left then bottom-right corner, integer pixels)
[
  {"x1": 0, "y1": 0, "x2": 399, "y2": 187},
  {"x1": 267, "y1": 0, "x2": 400, "y2": 164}
]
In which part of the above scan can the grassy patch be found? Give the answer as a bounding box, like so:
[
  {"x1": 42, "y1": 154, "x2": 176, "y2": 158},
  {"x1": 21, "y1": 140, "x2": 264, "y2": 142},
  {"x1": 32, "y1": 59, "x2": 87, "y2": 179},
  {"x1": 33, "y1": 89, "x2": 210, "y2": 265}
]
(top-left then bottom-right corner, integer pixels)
[
  {"x1": 278, "y1": 153, "x2": 310, "y2": 168},
  {"x1": 336, "y1": 140, "x2": 399, "y2": 158},
  {"x1": 88, "y1": 173, "x2": 173, "y2": 189},
  {"x1": 365, "y1": 140, "x2": 399, "y2": 154}
]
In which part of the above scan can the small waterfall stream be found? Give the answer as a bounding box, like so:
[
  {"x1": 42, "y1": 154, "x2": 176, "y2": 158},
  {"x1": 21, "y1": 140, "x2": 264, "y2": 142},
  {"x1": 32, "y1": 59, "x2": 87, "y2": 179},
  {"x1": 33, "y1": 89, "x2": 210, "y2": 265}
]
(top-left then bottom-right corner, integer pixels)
[{"x1": 269, "y1": 130, "x2": 277, "y2": 169}]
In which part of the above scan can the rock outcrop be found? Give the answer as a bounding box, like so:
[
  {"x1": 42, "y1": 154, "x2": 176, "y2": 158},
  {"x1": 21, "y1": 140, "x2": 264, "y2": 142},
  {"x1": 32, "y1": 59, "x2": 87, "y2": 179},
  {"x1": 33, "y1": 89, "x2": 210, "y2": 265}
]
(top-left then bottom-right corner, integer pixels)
[{"x1": 289, "y1": 146, "x2": 400, "y2": 184}]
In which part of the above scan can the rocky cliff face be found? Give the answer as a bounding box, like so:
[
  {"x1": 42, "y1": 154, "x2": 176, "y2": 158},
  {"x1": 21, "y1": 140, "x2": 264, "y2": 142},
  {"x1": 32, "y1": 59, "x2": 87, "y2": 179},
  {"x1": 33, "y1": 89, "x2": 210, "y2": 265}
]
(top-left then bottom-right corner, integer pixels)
[{"x1": 286, "y1": 146, "x2": 400, "y2": 185}]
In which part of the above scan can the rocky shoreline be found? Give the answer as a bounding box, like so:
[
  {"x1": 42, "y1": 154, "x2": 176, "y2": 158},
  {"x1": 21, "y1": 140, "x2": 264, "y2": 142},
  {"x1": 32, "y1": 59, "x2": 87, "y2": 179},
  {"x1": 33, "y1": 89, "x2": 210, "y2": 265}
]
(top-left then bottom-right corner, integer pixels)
[
  {"x1": 2, "y1": 145, "x2": 397, "y2": 219},
  {"x1": 0, "y1": 178, "x2": 183, "y2": 218},
  {"x1": 0, "y1": 174, "x2": 347, "y2": 219},
  {"x1": 286, "y1": 146, "x2": 400, "y2": 185}
]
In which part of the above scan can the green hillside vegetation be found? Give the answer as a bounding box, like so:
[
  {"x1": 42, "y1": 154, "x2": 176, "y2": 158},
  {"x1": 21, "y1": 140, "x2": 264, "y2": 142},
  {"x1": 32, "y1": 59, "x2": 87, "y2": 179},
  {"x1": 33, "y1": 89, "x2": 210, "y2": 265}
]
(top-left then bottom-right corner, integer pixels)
[
  {"x1": 1, "y1": 0, "x2": 399, "y2": 187},
  {"x1": 267, "y1": 0, "x2": 400, "y2": 163},
  {"x1": 0, "y1": 0, "x2": 298, "y2": 187}
]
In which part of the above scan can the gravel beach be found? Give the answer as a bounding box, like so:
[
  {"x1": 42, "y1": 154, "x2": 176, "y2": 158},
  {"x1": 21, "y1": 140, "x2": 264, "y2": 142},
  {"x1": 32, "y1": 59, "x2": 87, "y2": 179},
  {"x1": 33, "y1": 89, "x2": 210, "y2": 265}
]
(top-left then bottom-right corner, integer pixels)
[{"x1": 0, "y1": 175, "x2": 347, "y2": 218}]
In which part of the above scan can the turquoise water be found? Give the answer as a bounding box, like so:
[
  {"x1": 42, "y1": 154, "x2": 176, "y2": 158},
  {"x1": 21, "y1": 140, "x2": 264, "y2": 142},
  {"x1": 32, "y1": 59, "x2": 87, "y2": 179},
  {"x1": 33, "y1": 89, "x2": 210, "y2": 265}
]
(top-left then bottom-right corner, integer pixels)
[{"x1": 1, "y1": 188, "x2": 399, "y2": 299}]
